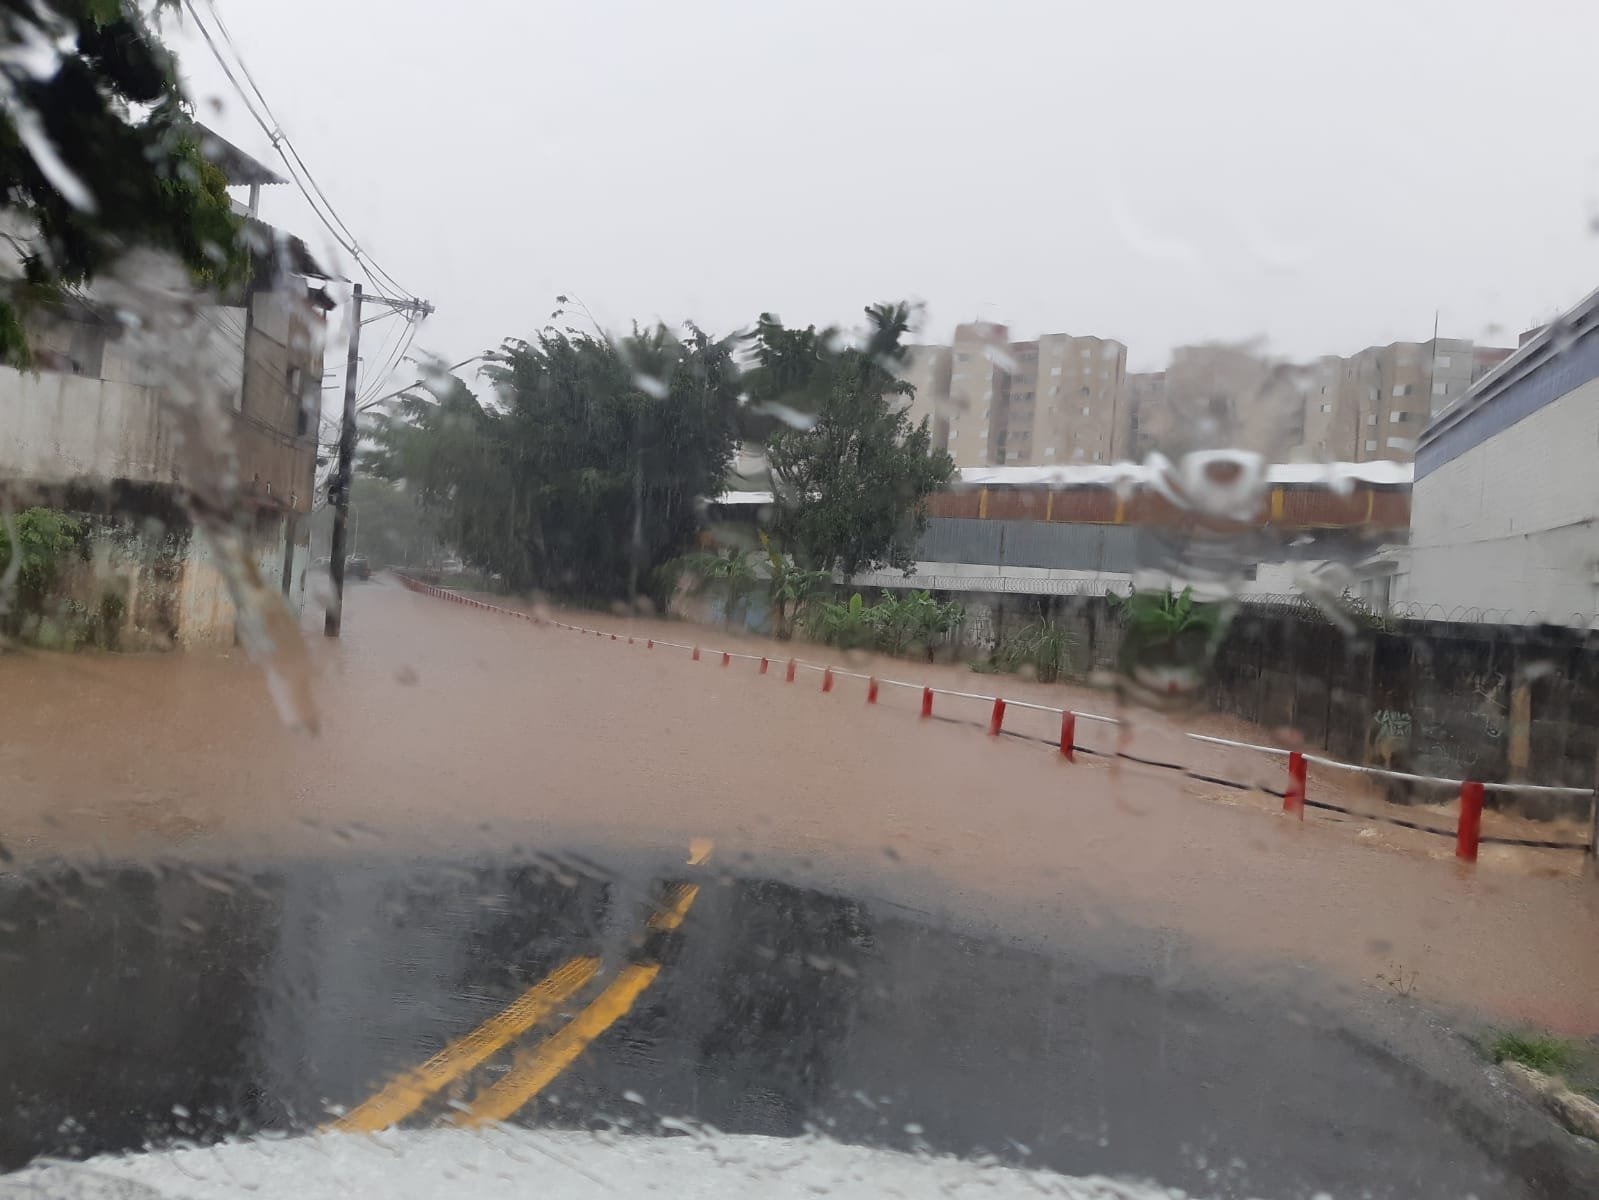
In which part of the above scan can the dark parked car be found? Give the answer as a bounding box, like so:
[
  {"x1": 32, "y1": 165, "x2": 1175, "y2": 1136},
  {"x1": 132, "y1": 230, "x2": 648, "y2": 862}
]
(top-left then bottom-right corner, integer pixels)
[{"x1": 346, "y1": 555, "x2": 371, "y2": 581}]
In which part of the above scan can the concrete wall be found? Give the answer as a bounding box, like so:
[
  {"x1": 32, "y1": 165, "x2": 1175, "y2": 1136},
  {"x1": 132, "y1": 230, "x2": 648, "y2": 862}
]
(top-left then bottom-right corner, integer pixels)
[
  {"x1": 0, "y1": 370, "x2": 179, "y2": 488},
  {"x1": 173, "y1": 509, "x2": 309, "y2": 649},
  {"x1": 1398, "y1": 374, "x2": 1599, "y2": 619},
  {"x1": 24, "y1": 507, "x2": 309, "y2": 652}
]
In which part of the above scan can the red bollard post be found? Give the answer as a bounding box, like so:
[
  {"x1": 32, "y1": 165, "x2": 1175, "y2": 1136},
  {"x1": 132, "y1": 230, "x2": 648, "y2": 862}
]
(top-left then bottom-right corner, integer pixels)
[
  {"x1": 760, "y1": 657, "x2": 769, "y2": 674},
  {"x1": 628, "y1": 636, "x2": 634, "y2": 645},
  {"x1": 921, "y1": 686, "x2": 933, "y2": 718},
  {"x1": 1457, "y1": 781, "x2": 1485, "y2": 863},
  {"x1": 988, "y1": 697, "x2": 1007, "y2": 737},
  {"x1": 647, "y1": 638, "x2": 654, "y2": 649},
  {"x1": 611, "y1": 633, "x2": 617, "y2": 640},
  {"x1": 692, "y1": 646, "x2": 700, "y2": 661},
  {"x1": 722, "y1": 651, "x2": 731, "y2": 667},
  {"x1": 785, "y1": 658, "x2": 796, "y2": 683},
  {"x1": 1284, "y1": 751, "x2": 1307, "y2": 818},
  {"x1": 822, "y1": 667, "x2": 834, "y2": 693},
  {"x1": 1060, "y1": 711, "x2": 1076, "y2": 762},
  {"x1": 867, "y1": 677, "x2": 879, "y2": 704}
]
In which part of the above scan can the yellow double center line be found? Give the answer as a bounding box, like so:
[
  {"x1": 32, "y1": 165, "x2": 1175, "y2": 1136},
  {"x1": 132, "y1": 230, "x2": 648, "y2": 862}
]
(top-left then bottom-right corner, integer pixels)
[
  {"x1": 450, "y1": 881, "x2": 700, "y2": 1128},
  {"x1": 333, "y1": 852, "x2": 707, "y2": 1134},
  {"x1": 330, "y1": 955, "x2": 601, "y2": 1133}
]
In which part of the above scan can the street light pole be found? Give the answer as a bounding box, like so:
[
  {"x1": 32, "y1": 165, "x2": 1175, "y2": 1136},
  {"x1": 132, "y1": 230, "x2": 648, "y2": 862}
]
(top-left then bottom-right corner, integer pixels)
[
  {"x1": 324, "y1": 283, "x2": 363, "y2": 637},
  {"x1": 325, "y1": 286, "x2": 435, "y2": 637}
]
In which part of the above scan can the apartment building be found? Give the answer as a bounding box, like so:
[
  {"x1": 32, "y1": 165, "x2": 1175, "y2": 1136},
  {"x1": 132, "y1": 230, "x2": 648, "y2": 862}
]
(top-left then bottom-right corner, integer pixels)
[
  {"x1": 903, "y1": 322, "x2": 1130, "y2": 467},
  {"x1": 898, "y1": 342, "x2": 951, "y2": 448},
  {"x1": 1131, "y1": 337, "x2": 1514, "y2": 464},
  {"x1": 1129, "y1": 344, "x2": 1304, "y2": 459},
  {"x1": 906, "y1": 316, "x2": 1511, "y2": 467},
  {"x1": 1306, "y1": 337, "x2": 1492, "y2": 462}
]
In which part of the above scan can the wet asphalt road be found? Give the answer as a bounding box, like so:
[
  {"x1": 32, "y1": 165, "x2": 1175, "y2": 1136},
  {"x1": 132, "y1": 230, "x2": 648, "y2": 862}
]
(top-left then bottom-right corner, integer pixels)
[{"x1": 3, "y1": 850, "x2": 1593, "y2": 1200}]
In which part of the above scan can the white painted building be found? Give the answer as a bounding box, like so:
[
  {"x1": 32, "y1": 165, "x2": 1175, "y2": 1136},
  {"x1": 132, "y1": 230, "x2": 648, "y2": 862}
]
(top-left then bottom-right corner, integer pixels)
[{"x1": 1393, "y1": 286, "x2": 1599, "y2": 623}]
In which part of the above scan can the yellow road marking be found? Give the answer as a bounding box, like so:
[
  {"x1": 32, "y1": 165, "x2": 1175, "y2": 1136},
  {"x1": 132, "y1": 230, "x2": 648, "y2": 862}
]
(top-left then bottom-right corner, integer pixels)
[
  {"x1": 451, "y1": 882, "x2": 701, "y2": 1128},
  {"x1": 648, "y1": 881, "x2": 700, "y2": 931},
  {"x1": 329, "y1": 955, "x2": 600, "y2": 1133}
]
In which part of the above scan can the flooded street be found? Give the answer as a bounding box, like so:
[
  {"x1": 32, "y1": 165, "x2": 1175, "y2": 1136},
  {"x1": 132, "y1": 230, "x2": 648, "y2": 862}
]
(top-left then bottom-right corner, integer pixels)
[{"x1": 4, "y1": 577, "x2": 1599, "y2": 1197}]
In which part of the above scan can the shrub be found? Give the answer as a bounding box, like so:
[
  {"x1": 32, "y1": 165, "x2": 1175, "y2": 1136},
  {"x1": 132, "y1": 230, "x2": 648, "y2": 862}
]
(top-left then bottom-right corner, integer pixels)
[
  {"x1": 998, "y1": 620, "x2": 1077, "y2": 683},
  {"x1": 0, "y1": 508, "x2": 85, "y2": 635}
]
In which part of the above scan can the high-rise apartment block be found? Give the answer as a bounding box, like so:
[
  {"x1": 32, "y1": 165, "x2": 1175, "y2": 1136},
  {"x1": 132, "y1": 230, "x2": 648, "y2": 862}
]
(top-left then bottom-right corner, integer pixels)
[
  {"x1": 1124, "y1": 336, "x2": 1513, "y2": 463},
  {"x1": 902, "y1": 320, "x2": 1512, "y2": 467},
  {"x1": 899, "y1": 322, "x2": 1130, "y2": 468}
]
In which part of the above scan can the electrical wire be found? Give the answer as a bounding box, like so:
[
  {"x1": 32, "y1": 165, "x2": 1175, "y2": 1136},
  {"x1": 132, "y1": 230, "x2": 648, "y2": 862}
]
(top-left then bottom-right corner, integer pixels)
[
  {"x1": 182, "y1": 0, "x2": 417, "y2": 303},
  {"x1": 357, "y1": 315, "x2": 420, "y2": 406},
  {"x1": 365, "y1": 320, "x2": 421, "y2": 405}
]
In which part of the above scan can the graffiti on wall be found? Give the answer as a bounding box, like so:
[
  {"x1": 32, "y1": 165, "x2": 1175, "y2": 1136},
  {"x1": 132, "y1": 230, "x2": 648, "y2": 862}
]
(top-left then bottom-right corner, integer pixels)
[{"x1": 1469, "y1": 671, "x2": 1507, "y2": 739}]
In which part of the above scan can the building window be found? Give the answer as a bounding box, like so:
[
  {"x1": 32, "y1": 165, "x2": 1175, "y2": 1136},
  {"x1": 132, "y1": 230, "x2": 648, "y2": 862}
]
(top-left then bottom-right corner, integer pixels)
[
  {"x1": 1390, "y1": 411, "x2": 1410, "y2": 423},
  {"x1": 1081, "y1": 406, "x2": 1091, "y2": 416},
  {"x1": 948, "y1": 430, "x2": 957, "y2": 440},
  {"x1": 1319, "y1": 403, "x2": 1332, "y2": 413},
  {"x1": 1050, "y1": 366, "x2": 1062, "y2": 376},
  {"x1": 1432, "y1": 380, "x2": 1448, "y2": 396},
  {"x1": 1364, "y1": 439, "x2": 1377, "y2": 451},
  {"x1": 1365, "y1": 414, "x2": 1378, "y2": 426},
  {"x1": 1044, "y1": 446, "x2": 1056, "y2": 457},
  {"x1": 1093, "y1": 451, "x2": 1102, "y2": 461},
  {"x1": 1434, "y1": 354, "x2": 1452, "y2": 368},
  {"x1": 1392, "y1": 384, "x2": 1413, "y2": 397}
]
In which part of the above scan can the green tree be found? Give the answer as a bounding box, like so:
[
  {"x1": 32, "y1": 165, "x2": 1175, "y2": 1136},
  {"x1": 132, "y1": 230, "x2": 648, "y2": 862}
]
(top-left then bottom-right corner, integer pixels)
[
  {"x1": 0, "y1": 507, "x2": 84, "y2": 635},
  {"x1": 0, "y1": 3, "x2": 250, "y2": 365},
  {"x1": 368, "y1": 325, "x2": 741, "y2": 603},
  {"x1": 763, "y1": 302, "x2": 954, "y2": 578}
]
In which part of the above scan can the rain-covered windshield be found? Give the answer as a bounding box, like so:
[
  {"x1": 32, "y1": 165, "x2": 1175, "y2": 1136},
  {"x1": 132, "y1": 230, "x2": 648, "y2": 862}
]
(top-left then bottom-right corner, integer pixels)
[{"x1": 2, "y1": 4, "x2": 1599, "y2": 1199}]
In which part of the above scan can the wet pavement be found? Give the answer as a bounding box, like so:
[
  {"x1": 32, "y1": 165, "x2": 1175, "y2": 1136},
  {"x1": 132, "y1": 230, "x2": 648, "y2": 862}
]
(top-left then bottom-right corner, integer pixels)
[{"x1": 2, "y1": 850, "x2": 1594, "y2": 1200}]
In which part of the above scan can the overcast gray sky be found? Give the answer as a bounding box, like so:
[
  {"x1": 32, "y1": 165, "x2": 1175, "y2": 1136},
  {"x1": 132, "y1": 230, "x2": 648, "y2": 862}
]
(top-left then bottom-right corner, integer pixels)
[{"x1": 173, "y1": 0, "x2": 1599, "y2": 395}]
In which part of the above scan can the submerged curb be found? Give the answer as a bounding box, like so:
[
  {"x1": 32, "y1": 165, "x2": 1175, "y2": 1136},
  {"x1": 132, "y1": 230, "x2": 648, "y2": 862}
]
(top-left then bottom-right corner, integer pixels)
[{"x1": 1503, "y1": 1062, "x2": 1599, "y2": 1144}]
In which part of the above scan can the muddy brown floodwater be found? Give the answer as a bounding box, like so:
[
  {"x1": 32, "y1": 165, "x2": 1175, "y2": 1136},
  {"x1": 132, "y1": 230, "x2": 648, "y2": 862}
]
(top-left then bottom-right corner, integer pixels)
[{"x1": 3, "y1": 575, "x2": 1598, "y2": 1034}]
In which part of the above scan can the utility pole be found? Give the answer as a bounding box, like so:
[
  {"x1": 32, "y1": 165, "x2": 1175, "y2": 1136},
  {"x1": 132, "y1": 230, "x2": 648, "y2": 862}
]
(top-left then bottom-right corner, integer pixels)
[{"x1": 325, "y1": 284, "x2": 434, "y2": 636}]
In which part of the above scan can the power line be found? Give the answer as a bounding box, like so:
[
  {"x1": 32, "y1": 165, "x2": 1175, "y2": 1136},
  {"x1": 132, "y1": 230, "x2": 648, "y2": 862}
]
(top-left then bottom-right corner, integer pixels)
[
  {"x1": 182, "y1": 0, "x2": 416, "y2": 302},
  {"x1": 358, "y1": 315, "x2": 422, "y2": 406},
  {"x1": 366, "y1": 320, "x2": 421, "y2": 404}
]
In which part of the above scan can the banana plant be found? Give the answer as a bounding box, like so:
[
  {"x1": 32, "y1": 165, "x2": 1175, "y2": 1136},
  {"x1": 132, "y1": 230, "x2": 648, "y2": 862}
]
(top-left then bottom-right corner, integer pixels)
[
  {"x1": 1107, "y1": 586, "x2": 1230, "y2": 698},
  {"x1": 760, "y1": 530, "x2": 827, "y2": 640}
]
